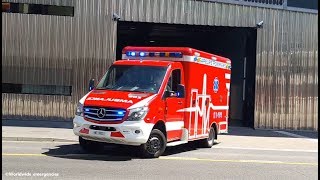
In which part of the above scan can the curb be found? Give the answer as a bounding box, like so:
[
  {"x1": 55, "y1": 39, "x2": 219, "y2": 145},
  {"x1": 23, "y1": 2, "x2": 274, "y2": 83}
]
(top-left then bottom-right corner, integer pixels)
[{"x1": 2, "y1": 137, "x2": 77, "y2": 142}]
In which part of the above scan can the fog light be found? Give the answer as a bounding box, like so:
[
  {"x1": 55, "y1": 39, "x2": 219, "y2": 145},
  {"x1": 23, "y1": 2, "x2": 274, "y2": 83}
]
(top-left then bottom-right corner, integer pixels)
[{"x1": 135, "y1": 130, "x2": 141, "y2": 134}]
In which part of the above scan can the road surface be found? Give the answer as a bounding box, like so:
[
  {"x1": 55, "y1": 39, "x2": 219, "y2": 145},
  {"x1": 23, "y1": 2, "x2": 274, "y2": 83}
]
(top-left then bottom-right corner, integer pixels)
[{"x1": 2, "y1": 140, "x2": 318, "y2": 180}]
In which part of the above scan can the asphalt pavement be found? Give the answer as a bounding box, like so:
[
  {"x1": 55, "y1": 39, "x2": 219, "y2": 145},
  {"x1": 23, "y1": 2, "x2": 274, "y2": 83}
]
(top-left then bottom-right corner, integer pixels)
[
  {"x1": 2, "y1": 119, "x2": 318, "y2": 180},
  {"x1": 2, "y1": 141, "x2": 318, "y2": 180}
]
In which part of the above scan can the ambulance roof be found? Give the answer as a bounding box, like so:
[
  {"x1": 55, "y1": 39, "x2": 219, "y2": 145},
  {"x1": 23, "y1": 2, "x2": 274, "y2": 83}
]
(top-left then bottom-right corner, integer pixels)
[
  {"x1": 114, "y1": 60, "x2": 172, "y2": 67},
  {"x1": 122, "y1": 46, "x2": 231, "y2": 64}
]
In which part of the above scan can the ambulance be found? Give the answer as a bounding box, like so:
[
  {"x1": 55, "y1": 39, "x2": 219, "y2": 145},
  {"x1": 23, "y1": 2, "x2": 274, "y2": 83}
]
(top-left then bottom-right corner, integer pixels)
[{"x1": 73, "y1": 46, "x2": 232, "y2": 158}]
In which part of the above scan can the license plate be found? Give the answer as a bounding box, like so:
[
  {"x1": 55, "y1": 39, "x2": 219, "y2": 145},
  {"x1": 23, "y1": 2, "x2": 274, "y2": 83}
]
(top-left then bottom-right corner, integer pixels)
[{"x1": 92, "y1": 130, "x2": 105, "y2": 136}]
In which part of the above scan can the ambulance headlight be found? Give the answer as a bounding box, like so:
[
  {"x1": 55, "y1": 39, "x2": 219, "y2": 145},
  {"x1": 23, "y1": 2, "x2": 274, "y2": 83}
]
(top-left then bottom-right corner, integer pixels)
[
  {"x1": 75, "y1": 103, "x2": 84, "y2": 116},
  {"x1": 126, "y1": 107, "x2": 149, "y2": 121}
]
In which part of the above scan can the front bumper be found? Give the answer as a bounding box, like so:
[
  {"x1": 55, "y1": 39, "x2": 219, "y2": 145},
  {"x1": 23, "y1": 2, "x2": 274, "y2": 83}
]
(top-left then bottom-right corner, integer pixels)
[{"x1": 73, "y1": 115, "x2": 154, "y2": 146}]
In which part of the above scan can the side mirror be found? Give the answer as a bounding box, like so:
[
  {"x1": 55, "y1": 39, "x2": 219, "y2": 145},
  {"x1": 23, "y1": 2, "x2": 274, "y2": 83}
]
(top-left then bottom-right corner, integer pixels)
[
  {"x1": 166, "y1": 91, "x2": 177, "y2": 97},
  {"x1": 177, "y1": 84, "x2": 185, "y2": 98},
  {"x1": 89, "y1": 79, "x2": 95, "y2": 91},
  {"x1": 164, "y1": 84, "x2": 185, "y2": 98}
]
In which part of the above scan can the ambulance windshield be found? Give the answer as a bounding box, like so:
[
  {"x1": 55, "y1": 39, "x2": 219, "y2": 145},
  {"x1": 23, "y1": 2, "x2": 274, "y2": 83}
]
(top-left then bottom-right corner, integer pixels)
[{"x1": 95, "y1": 65, "x2": 167, "y2": 93}]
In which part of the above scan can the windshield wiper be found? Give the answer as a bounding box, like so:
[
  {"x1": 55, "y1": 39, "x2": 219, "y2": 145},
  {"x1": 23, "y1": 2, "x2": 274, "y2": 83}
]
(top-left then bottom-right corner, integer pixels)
[
  {"x1": 129, "y1": 90, "x2": 149, "y2": 93},
  {"x1": 95, "y1": 87, "x2": 150, "y2": 93}
]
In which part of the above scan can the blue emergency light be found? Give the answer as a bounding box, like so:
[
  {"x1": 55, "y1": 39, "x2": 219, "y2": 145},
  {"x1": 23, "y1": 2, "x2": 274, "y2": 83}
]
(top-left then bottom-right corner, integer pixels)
[
  {"x1": 117, "y1": 111, "x2": 124, "y2": 115},
  {"x1": 127, "y1": 52, "x2": 136, "y2": 56},
  {"x1": 139, "y1": 52, "x2": 146, "y2": 56},
  {"x1": 126, "y1": 51, "x2": 183, "y2": 58}
]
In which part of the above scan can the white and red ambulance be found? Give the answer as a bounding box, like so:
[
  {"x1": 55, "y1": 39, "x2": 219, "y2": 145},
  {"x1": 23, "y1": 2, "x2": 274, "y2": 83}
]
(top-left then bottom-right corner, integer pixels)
[{"x1": 73, "y1": 46, "x2": 231, "y2": 158}]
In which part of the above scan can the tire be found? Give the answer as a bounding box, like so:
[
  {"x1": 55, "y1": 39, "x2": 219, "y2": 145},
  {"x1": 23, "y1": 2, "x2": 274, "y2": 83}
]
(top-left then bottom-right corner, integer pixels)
[
  {"x1": 79, "y1": 136, "x2": 104, "y2": 153},
  {"x1": 140, "y1": 129, "x2": 167, "y2": 158},
  {"x1": 199, "y1": 127, "x2": 215, "y2": 148}
]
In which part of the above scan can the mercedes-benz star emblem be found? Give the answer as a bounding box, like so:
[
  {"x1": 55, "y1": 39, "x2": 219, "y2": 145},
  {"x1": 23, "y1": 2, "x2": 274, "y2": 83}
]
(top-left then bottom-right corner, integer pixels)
[{"x1": 97, "y1": 108, "x2": 106, "y2": 118}]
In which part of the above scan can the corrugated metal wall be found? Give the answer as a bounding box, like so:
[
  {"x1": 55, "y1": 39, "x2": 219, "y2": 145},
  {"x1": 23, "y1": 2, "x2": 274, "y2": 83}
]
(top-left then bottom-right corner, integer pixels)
[
  {"x1": 2, "y1": 0, "x2": 318, "y2": 130},
  {"x1": 255, "y1": 9, "x2": 318, "y2": 131},
  {"x1": 2, "y1": 0, "x2": 117, "y2": 120}
]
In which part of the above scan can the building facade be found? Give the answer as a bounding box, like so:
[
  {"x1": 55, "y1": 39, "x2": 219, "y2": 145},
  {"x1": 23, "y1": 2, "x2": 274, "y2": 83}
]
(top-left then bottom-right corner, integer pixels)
[{"x1": 2, "y1": 0, "x2": 318, "y2": 131}]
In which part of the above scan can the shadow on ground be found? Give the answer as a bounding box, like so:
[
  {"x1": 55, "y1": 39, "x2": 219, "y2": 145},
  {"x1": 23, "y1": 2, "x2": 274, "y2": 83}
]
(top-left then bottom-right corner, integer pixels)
[{"x1": 42, "y1": 141, "x2": 208, "y2": 161}]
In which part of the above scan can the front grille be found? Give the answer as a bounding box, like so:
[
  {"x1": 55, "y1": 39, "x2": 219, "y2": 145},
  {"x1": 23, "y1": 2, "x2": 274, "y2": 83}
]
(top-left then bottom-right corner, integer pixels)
[{"x1": 83, "y1": 106, "x2": 126, "y2": 122}]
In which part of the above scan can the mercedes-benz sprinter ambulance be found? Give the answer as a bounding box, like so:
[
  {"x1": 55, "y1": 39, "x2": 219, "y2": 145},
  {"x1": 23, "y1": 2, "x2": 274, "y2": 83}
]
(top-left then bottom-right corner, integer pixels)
[{"x1": 73, "y1": 46, "x2": 231, "y2": 158}]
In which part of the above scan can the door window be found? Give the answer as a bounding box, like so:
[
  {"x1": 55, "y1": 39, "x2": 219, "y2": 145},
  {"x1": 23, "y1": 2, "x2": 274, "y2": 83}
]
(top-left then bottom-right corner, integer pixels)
[{"x1": 166, "y1": 69, "x2": 181, "y2": 93}]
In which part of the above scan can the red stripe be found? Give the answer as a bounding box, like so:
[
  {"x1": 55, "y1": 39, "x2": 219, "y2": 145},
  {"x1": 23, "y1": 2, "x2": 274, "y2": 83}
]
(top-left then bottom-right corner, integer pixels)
[
  {"x1": 167, "y1": 130, "x2": 182, "y2": 142},
  {"x1": 110, "y1": 131, "x2": 125, "y2": 138},
  {"x1": 79, "y1": 128, "x2": 89, "y2": 134},
  {"x1": 220, "y1": 124, "x2": 227, "y2": 130}
]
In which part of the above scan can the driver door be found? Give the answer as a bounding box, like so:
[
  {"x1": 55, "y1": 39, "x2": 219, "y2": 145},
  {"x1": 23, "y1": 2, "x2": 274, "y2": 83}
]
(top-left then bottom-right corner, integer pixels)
[{"x1": 164, "y1": 69, "x2": 185, "y2": 141}]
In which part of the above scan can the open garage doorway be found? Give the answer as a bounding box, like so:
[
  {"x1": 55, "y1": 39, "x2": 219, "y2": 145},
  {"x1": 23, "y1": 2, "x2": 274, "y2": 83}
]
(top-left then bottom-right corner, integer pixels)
[{"x1": 116, "y1": 21, "x2": 257, "y2": 128}]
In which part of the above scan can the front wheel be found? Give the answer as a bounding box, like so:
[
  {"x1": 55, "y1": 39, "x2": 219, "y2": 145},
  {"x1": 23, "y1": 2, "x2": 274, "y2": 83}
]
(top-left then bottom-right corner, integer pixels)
[
  {"x1": 140, "y1": 129, "x2": 167, "y2": 158},
  {"x1": 199, "y1": 127, "x2": 215, "y2": 148}
]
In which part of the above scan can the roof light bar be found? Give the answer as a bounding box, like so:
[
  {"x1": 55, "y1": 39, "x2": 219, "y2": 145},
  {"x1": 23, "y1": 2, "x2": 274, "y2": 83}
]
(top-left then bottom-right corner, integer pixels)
[{"x1": 126, "y1": 51, "x2": 183, "y2": 58}]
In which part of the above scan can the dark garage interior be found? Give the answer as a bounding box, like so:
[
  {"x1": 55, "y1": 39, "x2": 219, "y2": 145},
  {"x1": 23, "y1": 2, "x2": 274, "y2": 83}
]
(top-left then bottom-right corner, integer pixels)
[{"x1": 116, "y1": 21, "x2": 257, "y2": 128}]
